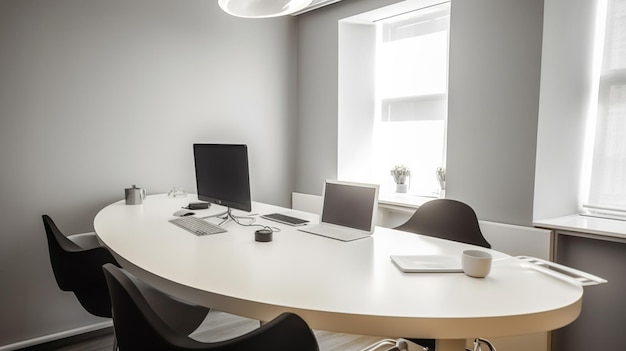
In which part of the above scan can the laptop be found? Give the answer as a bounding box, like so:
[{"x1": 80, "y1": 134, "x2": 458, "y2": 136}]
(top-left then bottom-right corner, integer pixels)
[{"x1": 298, "y1": 180, "x2": 379, "y2": 241}]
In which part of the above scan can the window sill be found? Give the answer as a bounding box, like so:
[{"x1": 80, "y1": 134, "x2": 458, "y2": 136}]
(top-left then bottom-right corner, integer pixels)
[{"x1": 378, "y1": 191, "x2": 437, "y2": 213}]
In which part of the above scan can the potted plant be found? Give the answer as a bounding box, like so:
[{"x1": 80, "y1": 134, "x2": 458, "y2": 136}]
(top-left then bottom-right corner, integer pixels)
[
  {"x1": 436, "y1": 166, "x2": 446, "y2": 198},
  {"x1": 390, "y1": 165, "x2": 410, "y2": 193}
]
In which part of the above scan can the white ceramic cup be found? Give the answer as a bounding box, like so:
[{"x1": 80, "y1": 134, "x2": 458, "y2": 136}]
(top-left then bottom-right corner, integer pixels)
[{"x1": 462, "y1": 250, "x2": 492, "y2": 278}]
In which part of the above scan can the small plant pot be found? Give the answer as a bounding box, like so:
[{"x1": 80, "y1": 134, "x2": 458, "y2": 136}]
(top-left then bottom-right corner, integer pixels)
[{"x1": 395, "y1": 183, "x2": 408, "y2": 193}]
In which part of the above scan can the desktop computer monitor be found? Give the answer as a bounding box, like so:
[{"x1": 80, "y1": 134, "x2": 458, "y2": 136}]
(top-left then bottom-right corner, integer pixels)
[{"x1": 193, "y1": 144, "x2": 251, "y2": 213}]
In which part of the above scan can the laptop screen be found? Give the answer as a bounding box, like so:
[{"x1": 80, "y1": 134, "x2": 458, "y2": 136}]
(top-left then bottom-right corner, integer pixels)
[{"x1": 320, "y1": 180, "x2": 379, "y2": 232}]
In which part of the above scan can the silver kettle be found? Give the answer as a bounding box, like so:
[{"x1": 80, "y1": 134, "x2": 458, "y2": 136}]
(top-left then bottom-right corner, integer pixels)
[{"x1": 125, "y1": 185, "x2": 146, "y2": 205}]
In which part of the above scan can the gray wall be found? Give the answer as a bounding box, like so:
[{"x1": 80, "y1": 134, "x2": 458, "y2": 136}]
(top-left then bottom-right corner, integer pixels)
[
  {"x1": 553, "y1": 233, "x2": 626, "y2": 351},
  {"x1": 0, "y1": 0, "x2": 296, "y2": 347},
  {"x1": 0, "y1": 0, "x2": 592, "y2": 346},
  {"x1": 446, "y1": 0, "x2": 544, "y2": 225},
  {"x1": 295, "y1": 0, "x2": 403, "y2": 195},
  {"x1": 297, "y1": 0, "x2": 544, "y2": 226}
]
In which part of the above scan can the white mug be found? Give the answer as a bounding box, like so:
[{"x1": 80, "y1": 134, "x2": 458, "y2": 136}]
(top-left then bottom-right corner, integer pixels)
[{"x1": 462, "y1": 250, "x2": 492, "y2": 278}]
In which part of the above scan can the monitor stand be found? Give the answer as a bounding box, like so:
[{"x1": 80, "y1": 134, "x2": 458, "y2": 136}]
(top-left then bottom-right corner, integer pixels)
[{"x1": 201, "y1": 208, "x2": 254, "y2": 226}]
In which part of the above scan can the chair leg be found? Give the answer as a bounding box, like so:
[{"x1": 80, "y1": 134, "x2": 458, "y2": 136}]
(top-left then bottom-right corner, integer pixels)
[
  {"x1": 360, "y1": 338, "x2": 429, "y2": 351},
  {"x1": 469, "y1": 338, "x2": 496, "y2": 351},
  {"x1": 112, "y1": 332, "x2": 118, "y2": 351},
  {"x1": 359, "y1": 339, "x2": 397, "y2": 351}
]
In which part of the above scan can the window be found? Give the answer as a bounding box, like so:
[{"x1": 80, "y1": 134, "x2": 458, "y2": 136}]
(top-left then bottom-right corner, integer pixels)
[
  {"x1": 585, "y1": 0, "x2": 626, "y2": 216},
  {"x1": 338, "y1": 0, "x2": 450, "y2": 197},
  {"x1": 374, "y1": 3, "x2": 449, "y2": 196}
]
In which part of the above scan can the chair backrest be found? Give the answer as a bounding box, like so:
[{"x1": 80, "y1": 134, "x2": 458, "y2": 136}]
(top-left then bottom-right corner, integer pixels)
[
  {"x1": 394, "y1": 199, "x2": 491, "y2": 248},
  {"x1": 42, "y1": 214, "x2": 119, "y2": 317},
  {"x1": 102, "y1": 263, "x2": 319, "y2": 351}
]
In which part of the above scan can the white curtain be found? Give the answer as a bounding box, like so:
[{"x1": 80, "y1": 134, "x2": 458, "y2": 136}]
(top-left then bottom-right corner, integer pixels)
[{"x1": 586, "y1": 0, "x2": 626, "y2": 213}]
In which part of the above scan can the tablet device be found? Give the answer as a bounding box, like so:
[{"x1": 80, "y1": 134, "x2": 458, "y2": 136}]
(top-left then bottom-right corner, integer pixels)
[{"x1": 390, "y1": 255, "x2": 463, "y2": 273}]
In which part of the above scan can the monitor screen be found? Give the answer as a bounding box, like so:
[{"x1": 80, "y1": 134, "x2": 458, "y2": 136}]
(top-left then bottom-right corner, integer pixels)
[{"x1": 193, "y1": 144, "x2": 251, "y2": 212}]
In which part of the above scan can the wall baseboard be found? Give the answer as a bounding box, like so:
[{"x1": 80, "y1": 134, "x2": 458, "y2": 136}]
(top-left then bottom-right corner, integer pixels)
[{"x1": 0, "y1": 321, "x2": 112, "y2": 351}]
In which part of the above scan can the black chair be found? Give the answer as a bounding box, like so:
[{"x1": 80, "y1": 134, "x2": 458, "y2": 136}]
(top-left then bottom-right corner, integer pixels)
[
  {"x1": 42, "y1": 215, "x2": 210, "y2": 348},
  {"x1": 102, "y1": 263, "x2": 320, "y2": 351},
  {"x1": 394, "y1": 199, "x2": 491, "y2": 350},
  {"x1": 395, "y1": 199, "x2": 491, "y2": 248}
]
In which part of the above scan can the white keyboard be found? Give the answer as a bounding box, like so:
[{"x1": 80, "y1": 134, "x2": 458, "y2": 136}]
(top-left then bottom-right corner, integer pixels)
[{"x1": 169, "y1": 216, "x2": 227, "y2": 236}]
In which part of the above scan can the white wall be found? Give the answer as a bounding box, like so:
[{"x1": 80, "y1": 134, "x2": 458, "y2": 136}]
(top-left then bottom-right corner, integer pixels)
[
  {"x1": 0, "y1": 0, "x2": 296, "y2": 347},
  {"x1": 337, "y1": 22, "x2": 376, "y2": 183},
  {"x1": 533, "y1": 0, "x2": 599, "y2": 220}
]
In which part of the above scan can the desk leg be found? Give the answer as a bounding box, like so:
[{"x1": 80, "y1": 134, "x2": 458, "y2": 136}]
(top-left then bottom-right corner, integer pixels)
[{"x1": 435, "y1": 339, "x2": 466, "y2": 351}]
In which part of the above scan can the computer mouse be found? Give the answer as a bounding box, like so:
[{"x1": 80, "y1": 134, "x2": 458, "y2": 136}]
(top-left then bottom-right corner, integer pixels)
[{"x1": 173, "y1": 210, "x2": 195, "y2": 217}]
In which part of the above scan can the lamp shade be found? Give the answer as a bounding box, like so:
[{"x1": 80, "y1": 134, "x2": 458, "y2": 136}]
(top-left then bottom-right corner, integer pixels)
[{"x1": 218, "y1": 0, "x2": 313, "y2": 18}]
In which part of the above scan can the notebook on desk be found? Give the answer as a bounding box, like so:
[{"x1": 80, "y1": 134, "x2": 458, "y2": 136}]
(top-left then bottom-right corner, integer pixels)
[{"x1": 298, "y1": 180, "x2": 379, "y2": 242}]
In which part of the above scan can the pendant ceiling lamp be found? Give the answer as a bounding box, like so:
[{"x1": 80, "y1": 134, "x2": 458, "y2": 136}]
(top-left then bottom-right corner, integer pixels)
[{"x1": 218, "y1": 0, "x2": 313, "y2": 18}]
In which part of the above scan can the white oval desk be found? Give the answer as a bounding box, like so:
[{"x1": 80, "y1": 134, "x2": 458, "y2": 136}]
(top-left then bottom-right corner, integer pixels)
[{"x1": 94, "y1": 195, "x2": 583, "y2": 351}]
